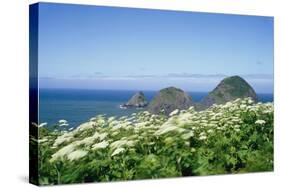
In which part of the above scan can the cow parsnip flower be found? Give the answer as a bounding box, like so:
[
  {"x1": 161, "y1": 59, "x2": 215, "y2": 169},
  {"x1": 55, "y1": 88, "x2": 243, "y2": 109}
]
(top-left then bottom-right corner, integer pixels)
[
  {"x1": 207, "y1": 129, "x2": 214, "y2": 134},
  {"x1": 111, "y1": 147, "x2": 125, "y2": 157},
  {"x1": 199, "y1": 135, "x2": 207, "y2": 140},
  {"x1": 110, "y1": 140, "x2": 134, "y2": 149},
  {"x1": 154, "y1": 126, "x2": 178, "y2": 135},
  {"x1": 92, "y1": 140, "x2": 109, "y2": 150},
  {"x1": 39, "y1": 122, "x2": 47, "y2": 127},
  {"x1": 79, "y1": 136, "x2": 98, "y2": 146},
  {"x1": 77, "y1": 122, "x2": 94, "y2": 131},
  {"x1": 53, "y1": 132, "x2": 74, "y2": 147},
  {"x1": 59, "y1": 119, "x2": 67, "y2": 124},
  {"x1": 50, "y1": 143, "x2": 77, "y2": 162},
  {"x1": 181, "y1": 131, "x2": 194, "y2": 140},
  {"x1": 59, "y1": 123, "x2": 69, "y2": 127},
  {"x1": 169, "y1": 109, "x2": 179, "y2": 116},
  {"x1": 38, "y1": 138, "x2": 48, "y2": 143},
  {"x1": 67, "y1": 150, "x2": 88, "y2": 161},
  {"x1": 255, "y1": 120, "x2": 266, "y2": 125}
]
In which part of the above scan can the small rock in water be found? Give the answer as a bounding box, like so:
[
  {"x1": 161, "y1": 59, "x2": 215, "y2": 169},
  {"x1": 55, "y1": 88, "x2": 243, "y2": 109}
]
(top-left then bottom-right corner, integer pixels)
[{"x1": 120, "y1": 91, "x2": 148, "y2": 109}]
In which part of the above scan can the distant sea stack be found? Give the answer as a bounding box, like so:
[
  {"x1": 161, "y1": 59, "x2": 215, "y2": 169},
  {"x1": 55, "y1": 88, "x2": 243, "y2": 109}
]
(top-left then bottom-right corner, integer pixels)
[
  {"x1": 148, "y1": 87, "x2": 193, "y2": 115},
  {"x1": 199, "y1": 75, "x2": 258, "y2": 109},
  {"x1": 120, "y1": 91, "x2": 148, "y2": 108}
]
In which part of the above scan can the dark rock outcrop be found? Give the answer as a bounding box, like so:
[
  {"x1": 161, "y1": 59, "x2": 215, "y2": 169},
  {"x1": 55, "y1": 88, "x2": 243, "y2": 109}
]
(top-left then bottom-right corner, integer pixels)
[
  {"x1": 120, "y1": 91, "x2": 148, "y2": 108},
  {"x1": 199, "y1": 75, "x2": 257, "y2": 110},
  {"x1": 148, "y1": 87, "x2": 193, "y2": 115}
]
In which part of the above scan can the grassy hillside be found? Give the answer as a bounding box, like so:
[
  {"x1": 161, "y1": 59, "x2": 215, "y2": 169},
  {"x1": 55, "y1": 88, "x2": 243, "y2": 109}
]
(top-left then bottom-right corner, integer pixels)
[
  {"x1": 32, "y1": 98, "x2": 273, "y2": 185},
  {"x1": 200, "y1": 76, "x2": 258, "y2": 110}
]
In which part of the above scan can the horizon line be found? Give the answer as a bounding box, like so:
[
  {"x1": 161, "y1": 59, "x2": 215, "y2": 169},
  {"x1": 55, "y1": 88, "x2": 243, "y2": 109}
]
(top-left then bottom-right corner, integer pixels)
[{"x1": 38, "y1": 87, "x2": 274, "y2": 95}]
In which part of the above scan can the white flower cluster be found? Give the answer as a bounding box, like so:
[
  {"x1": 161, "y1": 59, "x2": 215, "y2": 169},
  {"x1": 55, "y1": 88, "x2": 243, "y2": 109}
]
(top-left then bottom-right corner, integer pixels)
[{"x1": 46, "y1": 97, "x2": 273, "y2": 163}]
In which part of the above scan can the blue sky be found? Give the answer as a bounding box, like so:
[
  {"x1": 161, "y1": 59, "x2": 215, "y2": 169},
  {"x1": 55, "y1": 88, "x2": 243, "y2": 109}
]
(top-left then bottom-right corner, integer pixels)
[{"x1": 38, "y1": 3, "x2": 274, "y2": 93}]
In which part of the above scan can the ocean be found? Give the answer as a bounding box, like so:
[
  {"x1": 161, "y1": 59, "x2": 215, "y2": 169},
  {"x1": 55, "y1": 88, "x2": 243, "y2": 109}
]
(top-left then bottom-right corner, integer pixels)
[{"x1": 39, "y1": 89, "x2": 273, "y2": 128}]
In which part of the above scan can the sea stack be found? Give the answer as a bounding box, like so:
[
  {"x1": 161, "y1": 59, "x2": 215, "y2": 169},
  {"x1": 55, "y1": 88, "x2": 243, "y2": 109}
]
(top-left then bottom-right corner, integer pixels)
[
  {"x1": 120, "y1": 91, "x2": 148, "y2": 108},
  {"x1": 148, "y1": 87, "x2": 193, "y2": 115},
  {"x1": 199, "y1": 75, "x2": 258, "y2": 109}
]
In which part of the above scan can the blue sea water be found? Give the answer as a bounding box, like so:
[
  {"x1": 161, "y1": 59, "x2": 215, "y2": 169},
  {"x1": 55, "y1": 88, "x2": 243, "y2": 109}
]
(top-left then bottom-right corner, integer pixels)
[{"x1": 39, "y1": 89, "x2": 273, "y2": 128}]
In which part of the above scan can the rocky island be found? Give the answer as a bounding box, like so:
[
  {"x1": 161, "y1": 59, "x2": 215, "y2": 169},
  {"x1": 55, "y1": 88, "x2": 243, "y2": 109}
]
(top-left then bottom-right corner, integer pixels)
[
  {"x1": 147, "y1": 87, "x2": 193, "y2": 115},
  {"x1": 120, "y1": 76, "x2": 259, "y2": 115},
  {"x1": 120, "y1": 91, "x2": 148, "y2": 109},
  {"x1": 198, "y1": 75, "x2": 258, "y2": 110}
]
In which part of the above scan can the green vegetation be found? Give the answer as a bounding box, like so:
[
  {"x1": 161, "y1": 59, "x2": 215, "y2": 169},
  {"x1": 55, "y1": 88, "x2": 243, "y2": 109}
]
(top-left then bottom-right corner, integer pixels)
[
  {"x1": 148, "y1": 87, "x2": 193, "y2": 115},
  {"x1": 200, "y1": 76, "x2": 258, "y2": 109},
  {"x1": 32, "y1": 98, "x2": 273, "y2": 185},
  {"x1": 217, "y1": 75, "x2": 256, "y2": 98}
]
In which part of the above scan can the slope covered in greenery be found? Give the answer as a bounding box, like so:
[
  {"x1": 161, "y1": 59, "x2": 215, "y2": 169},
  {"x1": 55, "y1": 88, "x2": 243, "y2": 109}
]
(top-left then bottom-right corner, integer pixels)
[
  {"x1": 33, "y1": 98, "x2": 273, "y2": 185},
  {"x1": 148, "y1": 87, "x2": 193, "y2": 115},
  {"x1": 200, "y1": 76, "x2": 258, "y2": 109}
]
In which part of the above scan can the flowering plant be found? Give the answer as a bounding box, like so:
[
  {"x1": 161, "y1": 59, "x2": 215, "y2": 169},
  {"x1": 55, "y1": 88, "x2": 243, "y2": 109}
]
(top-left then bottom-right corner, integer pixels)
[{"x1": 32, "y1": 98, "x2": 273, "y2": 185}]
